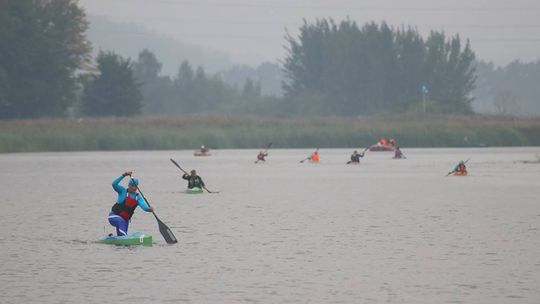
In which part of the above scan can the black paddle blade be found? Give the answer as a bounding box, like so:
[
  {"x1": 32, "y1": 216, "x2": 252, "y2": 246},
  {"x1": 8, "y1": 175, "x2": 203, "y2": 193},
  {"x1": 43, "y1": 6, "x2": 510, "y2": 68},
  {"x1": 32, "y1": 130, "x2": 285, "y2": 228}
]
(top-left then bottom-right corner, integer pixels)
[
  {"x1": 170, "y1": 158, "x2": 186, "y2": 173},
  {"x1": 154, "y1": 213, "x2": 177, "y2": 244},
  {"x1": 158, "y1": 219, "x2": 178, "y2": 244}
]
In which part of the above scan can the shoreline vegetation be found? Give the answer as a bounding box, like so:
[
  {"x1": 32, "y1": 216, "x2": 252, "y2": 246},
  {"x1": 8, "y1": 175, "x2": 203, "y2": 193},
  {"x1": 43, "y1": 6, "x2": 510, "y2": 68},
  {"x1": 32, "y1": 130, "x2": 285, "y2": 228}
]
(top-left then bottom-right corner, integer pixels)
[{"x1": 1, "y1": 114, "x2": 540, "y2": 153}]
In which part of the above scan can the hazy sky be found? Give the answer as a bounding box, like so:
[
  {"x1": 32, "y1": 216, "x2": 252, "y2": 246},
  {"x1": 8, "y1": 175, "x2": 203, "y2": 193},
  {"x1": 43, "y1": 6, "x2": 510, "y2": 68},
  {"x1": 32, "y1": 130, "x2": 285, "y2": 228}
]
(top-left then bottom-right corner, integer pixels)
[{"x1": 79, "y1": 0, "x2": 540, "y2": 66}]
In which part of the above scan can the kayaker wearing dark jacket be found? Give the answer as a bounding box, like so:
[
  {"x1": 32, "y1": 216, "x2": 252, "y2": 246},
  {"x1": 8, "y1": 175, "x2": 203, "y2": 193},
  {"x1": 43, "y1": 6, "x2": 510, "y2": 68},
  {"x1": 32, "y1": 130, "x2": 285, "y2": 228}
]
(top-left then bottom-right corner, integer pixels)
[
  {"x1": 108, "y1": 171, "x2": 153, "y2": 236},
  {"x1": 350, "y1": 150, "x2": 363, "y2": 163},
  {"x1": 393, "y1": 147, "x2": 404, "y2": 159},
  {"x1": 182, "y1": 169, "x2": 206, "y2": 190}
]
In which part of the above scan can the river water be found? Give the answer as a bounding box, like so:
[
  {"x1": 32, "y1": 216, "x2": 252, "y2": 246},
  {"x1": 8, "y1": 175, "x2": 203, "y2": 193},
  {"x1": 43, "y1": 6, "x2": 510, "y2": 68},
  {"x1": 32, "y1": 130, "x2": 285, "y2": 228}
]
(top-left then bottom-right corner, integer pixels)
[{"x1": 0, "y1": 148, "x2": 539, "y2": 303}]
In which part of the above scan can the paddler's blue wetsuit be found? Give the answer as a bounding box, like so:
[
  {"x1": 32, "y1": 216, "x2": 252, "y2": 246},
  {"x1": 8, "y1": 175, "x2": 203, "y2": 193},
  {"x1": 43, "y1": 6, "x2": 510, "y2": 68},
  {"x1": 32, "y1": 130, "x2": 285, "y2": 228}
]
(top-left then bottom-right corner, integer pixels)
[{"x1": 108, "y1": 176, "x2": 151, "y2": 236}]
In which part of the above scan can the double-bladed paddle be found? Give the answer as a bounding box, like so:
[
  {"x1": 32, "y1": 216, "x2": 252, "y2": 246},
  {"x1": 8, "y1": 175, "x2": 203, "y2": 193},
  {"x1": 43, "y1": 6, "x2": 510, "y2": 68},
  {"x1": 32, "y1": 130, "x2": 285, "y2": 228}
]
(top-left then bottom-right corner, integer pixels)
[
  {"x1": 254, "y1": 142, "x2": 272, "y2": 164},
  {"x1": 169, "y1": 158, "x2": 219, "y2": 193},
  {"x1": 445, "y1": 158, "x2": 470, "y2": 177},
  {"x1": 300, "y1": 148, "x2": 319, "y2": 163},
  {"x1": 132, "y1": 178, "x2": 177, "y2": 244}
]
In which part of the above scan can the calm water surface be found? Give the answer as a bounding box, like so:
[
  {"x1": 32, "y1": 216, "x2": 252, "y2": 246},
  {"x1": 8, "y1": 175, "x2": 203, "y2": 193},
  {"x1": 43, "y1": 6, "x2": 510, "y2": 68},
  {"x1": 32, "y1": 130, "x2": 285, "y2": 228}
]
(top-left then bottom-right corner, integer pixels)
[{"x1": 0, "y1": 148, "x2": 539, "y2": 303}]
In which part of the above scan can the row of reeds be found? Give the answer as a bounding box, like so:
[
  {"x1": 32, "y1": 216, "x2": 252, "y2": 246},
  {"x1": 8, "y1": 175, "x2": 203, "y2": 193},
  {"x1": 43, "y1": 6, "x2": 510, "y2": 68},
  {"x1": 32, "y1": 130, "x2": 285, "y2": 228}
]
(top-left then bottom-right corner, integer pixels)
[{"x1": 1, "y1": 114, "x2": 539, "y2": 153}]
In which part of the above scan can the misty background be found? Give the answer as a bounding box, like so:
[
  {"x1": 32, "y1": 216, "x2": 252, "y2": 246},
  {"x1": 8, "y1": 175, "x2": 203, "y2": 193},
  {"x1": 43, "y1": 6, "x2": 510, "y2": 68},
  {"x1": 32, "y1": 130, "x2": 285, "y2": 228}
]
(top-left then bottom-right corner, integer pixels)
[{"x1": 80, "y1": 0, "x2": 540, "y2": 115}]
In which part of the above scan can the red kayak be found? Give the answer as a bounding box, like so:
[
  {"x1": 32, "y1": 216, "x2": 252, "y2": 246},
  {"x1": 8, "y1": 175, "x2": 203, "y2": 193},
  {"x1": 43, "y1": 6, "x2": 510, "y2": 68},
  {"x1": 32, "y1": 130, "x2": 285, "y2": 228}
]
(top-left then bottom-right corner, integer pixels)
[
  {"x1": 193, "y1": 151, "x2": 211, "y2": 156},
  {"x1": 369, "y1": 144, "x2": 395, "y2": 152}
]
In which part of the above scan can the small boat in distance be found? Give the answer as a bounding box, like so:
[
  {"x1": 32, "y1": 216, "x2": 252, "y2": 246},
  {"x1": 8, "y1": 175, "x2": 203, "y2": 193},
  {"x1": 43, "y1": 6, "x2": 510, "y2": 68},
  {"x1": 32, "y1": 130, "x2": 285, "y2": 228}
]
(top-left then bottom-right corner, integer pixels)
[
  {"x1": 194, "y1": 145, "x2": 211, "y2": 156},
  {"x1": 193, "y1": 151, "x2": 211, "y2": 156},
  {"x1": 369, "y1": 144, "x2": 395, "y2": 152}
]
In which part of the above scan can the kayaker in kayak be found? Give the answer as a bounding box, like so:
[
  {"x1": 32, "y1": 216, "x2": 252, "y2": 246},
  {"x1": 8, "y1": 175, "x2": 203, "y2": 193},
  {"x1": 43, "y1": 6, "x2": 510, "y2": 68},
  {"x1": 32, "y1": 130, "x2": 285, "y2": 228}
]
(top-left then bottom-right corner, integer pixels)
[
  {"x1": 454, "y1": 161, "x2": 467, "y2": 174},
  {"x1": 309, "y1": 149, "x2": 319, "y2": 162},
  {"x1": 108, "y1": 171, "x2": 153, "y2": 236},
  {"x1": 350, "y1": 150, "x2": 363, "y2": 163},
  {"x1": 393, "y1": 147, "x2": 404, "y2": 159},
  {"x1": 257, "y1": 150, "x2": 268, "y2": 162},
  {"x1": 182, "y1": 169, "x2": 207, "y2": 190},
  {"x1": 200, "y1": 145, "x2": 208, "y2": 153}
]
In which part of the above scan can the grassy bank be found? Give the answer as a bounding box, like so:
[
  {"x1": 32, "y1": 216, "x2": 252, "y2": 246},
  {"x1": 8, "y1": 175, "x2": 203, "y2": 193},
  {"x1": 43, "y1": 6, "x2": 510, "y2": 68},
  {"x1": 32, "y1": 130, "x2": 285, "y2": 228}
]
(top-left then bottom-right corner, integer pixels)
[{"x1": 1, "y1": 114, "x2": 539, "y2": 153}]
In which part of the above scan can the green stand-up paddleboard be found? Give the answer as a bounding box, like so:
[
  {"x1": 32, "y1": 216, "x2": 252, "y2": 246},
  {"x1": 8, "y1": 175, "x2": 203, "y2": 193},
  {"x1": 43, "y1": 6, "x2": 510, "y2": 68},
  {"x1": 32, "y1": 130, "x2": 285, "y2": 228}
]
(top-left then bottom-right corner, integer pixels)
[
  {"x1": 185, "y1": 187, "x2": 204, "y2": 194},
  {"x1": 98, "y1": 231, "x2": 152, "y2": 246}
]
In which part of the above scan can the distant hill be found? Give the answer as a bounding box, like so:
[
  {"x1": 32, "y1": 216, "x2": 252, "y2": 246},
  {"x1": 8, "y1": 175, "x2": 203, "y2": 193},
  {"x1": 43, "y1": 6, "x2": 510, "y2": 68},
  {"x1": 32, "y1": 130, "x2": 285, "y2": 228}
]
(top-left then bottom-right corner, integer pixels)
[{"x1": 86, "y1": 15, "x2": 231, "y2": 75}]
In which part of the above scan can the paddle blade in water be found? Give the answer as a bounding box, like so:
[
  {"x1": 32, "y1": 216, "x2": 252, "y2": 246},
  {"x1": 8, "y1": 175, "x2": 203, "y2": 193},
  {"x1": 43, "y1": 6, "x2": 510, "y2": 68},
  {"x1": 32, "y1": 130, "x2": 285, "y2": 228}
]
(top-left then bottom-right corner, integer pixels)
[
  {"x1": 154, "y1": 213, "x2": 177, "y2": 244},
  {"x1": 159, "y1": 220, "x2": 177, "y2": 244}
]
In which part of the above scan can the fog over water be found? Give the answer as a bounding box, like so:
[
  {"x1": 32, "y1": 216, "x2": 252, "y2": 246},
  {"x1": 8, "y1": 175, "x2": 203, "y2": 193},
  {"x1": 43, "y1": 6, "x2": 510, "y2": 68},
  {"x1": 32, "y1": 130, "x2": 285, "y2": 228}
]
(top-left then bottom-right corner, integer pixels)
[
  {"x1": 0, "y1": 148, "x2": 539, "y2": 303},
  {"x1": 79, "y1": 0, "x2": 540, "y2": 66}
]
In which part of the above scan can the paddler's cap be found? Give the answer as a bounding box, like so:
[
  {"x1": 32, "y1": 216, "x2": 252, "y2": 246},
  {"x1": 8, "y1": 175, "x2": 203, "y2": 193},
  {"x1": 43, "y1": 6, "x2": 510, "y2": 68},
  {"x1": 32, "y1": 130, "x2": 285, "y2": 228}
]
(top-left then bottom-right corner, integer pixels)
[{"x1": 128, "y1": 178, "x2": 139, "y2": 186}]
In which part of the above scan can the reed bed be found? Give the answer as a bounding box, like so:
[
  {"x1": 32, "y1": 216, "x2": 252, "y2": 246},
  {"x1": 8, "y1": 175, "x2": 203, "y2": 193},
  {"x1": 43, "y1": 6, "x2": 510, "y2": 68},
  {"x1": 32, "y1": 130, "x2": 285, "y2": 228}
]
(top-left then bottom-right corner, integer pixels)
[{"x1": 0, "y1": 114, "x2": 539, "y2": 153}]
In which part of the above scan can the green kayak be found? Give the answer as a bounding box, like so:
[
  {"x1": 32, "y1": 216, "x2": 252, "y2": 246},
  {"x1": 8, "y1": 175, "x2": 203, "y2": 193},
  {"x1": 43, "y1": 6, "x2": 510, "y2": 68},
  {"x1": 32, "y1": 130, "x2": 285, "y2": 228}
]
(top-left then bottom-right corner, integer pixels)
[
  {"x1": 98, "y1": 231, "x2": 152, "y2": 246},
  {"x1": 185, "y1": 187, "x2": 204, "y2": 194}
]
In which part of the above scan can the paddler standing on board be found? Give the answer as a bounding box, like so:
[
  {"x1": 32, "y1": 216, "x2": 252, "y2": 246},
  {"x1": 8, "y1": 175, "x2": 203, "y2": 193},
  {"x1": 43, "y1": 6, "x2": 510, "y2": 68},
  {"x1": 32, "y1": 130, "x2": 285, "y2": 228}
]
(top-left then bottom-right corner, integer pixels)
[{"x1": 108, "y1": 171, "x2": 153, "y2": 236}]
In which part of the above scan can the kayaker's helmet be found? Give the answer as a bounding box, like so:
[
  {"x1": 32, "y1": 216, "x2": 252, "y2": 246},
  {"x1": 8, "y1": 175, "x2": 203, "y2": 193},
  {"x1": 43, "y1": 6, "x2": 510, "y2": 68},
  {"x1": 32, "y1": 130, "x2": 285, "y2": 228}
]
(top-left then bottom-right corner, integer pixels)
[
  {"x1": 201, "y1": 145, "x2": 205, "y2": 149},
  {"x1": 128, "y1": 178, "x2": 139, "y2": 186},
  {"x1": 353, "y1": 150, "x2": 357, "y2": 154},
  {"x1": 191, "y1": 169, "x2": 197, "y2": 175}
]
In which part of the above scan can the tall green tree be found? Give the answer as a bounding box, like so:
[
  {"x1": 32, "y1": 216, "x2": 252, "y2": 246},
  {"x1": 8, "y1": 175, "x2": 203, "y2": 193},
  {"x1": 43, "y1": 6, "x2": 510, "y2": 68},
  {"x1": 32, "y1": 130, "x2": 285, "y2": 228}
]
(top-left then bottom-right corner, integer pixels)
[
  {"x1": 283, "y1": 19, "x2": 477, "y2": 116},
  {"x1": 424, "y1": 32, "x2": 476, "y2": 113},
  {"x1": 133, "y1": 49, "x2": 174, "y2": 114},
  {"x1": 82, "y1": 51, "x2": 142, "y2": 116},
  {"x1": 0, "y1": 0, "x2": 90, "y2": 118},
  {"x1": 133, "y1": 49, "x2": 162, "y2": 81}
]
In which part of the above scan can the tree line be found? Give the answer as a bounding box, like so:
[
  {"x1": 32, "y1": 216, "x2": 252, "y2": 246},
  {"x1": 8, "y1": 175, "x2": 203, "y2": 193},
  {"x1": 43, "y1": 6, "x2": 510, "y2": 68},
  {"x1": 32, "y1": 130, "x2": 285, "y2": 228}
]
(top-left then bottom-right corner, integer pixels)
[
  {"x1": 474, "y1": 60, "x2": 540, "y2": 116},
  {"x1": 5, "y1": 0, "x2": 535, "y2": 120},
  {"x1": 282, "y1": 19, "x2": 476, "y2": 116},
  {"x1": 126, "y1": 49, "x2": 278, "y2": 117}
]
